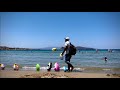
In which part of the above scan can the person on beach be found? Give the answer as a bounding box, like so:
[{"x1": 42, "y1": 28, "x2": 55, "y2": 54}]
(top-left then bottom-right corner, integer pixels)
[
  {"x1": 47, "y1": 62, "x2": 52, "y2": 71},
  {"x1": 0, "y1": 63, "x2": 5, "y2": 70},
  {"x1": 61, "y1": 37, "x2": 74, "y2": 72},
  {"x1": 13, "y1": 63, "x2": 19, "y2": 71},
  {"x1": 54, "y1": 62, "x2": 60, "y2": 71}
]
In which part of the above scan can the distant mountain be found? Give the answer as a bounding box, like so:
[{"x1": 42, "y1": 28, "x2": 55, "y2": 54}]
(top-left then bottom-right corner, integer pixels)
[
  {"x1": 0, "y1": 46, "x2": 95, "y2": 50},
  {"x1": 0, "y1": 46, "x2": 62, "y2": 50},
  {"x1": 76, "y1": 46, "x2": 96, "y2": 50},
  {"x1": 60, "y1": 46, "x2": 96, "y2": 50},
  {"x1": 0, "y1": 46, "x2": 30, "y2": 50}
]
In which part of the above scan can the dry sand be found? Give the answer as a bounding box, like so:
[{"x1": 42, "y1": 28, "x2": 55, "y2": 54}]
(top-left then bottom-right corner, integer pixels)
[{"x1": 0, "y1": 70, "x2": 120, "y2": 78}]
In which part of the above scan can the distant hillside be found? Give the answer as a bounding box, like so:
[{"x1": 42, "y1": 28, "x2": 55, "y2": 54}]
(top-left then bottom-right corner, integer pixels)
[
  {"x1": 0, "y1": 46, "x2": 95, "y2": 50},
  {"x1": 60, "y1": 46, "x2": 95, "y2": 50},
  {"x1": 0, "y1": 46, "x2": 30, "y2": 50},
  {"x1": 76, "y1": 46, "x2": 96, "y2": 50}
]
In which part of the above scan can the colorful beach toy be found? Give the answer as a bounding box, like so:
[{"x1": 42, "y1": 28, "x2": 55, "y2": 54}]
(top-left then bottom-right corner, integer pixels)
[
  {"x1": 0, "y1": 63, "x2": 5, "y2": 70},
  {"x1": 63, "y1": 66, "x2": 68, "y2": 72},
  {"x1": 13, "y1": 63, "x2": 19, "y2": 71},
  {"x1": 60, "y1": 53, "x2": 63, "y2": 60},
  {"x1": 36, "y1": 64, "x2": 40, "y2": 71},
  {"x1": 54, "y1": 62, "x2": 60, "y2": 71},
  {"x1": 47, "y1": 62, "x2": 52, "y2": 71}
]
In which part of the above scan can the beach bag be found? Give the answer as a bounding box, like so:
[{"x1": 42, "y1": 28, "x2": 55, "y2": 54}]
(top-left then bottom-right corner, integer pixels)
[{"x1": 68, "y1": 43, "x2": 77, "y2": 55}]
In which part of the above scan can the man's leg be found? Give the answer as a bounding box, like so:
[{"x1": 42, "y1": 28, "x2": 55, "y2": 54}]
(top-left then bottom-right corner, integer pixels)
[
  {"x1": 65, "y1": 60, "x2": 70, "y2": 71},
  {"x1": 65, "y1": 54, "x2": 73, "y2": 71}
]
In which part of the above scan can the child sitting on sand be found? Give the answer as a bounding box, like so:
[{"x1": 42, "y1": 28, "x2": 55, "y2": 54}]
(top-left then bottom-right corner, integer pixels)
[
  {"x1": 54, "y1": 62, "x2": 60, "y2": 71},
  {"x1": 13, "y1": 63, "x2": 19, "y2": 71},
  {"x1": 0, "y1": 63, "x2": 5, "y2": 70}
]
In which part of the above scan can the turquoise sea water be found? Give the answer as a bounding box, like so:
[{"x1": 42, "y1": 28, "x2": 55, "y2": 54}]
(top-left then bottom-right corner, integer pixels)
[{"x1": 0, "y1": 50, "x2": 120, "y2": 70}]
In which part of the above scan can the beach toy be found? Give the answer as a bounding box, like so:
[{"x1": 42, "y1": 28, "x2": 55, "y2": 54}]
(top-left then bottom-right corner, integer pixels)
[
  {"x1": 0, "y1": 63, "x2": 5, "y2": 70},
  {"x1": 60, "y1": 53, "x2": 62, "y2": 57},
  {"x1": 13, "y1": 64, "x2": 15, "y2": 69},
  {"x1": 54, "y1": 62, "x2": 60, "y2": 71},
  {"x1": 13, "y1": 63, "x2": 19, "y2": 71},
  {"x1": 63, "y1": 66, "x2": 68, "y2": 72},
  {"x1": 47, "y1": 62, "x2": 52, "y2": 71},
  {"x1": 52, "y1": 48, "x2": 57, "y2": 51},
  {"x1": 59, "y1": 53, "x2": 63, "y2": 60},
  {"x1": 36, "y1": 64, "x2": 40, "y2": 71}
]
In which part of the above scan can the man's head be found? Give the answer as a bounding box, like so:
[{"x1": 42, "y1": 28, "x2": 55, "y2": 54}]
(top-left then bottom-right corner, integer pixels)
[{"x1": 64, "y1": 37, "x2": 70, "y2": 42}]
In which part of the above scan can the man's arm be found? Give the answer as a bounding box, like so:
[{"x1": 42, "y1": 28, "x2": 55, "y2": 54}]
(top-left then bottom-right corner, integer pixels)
[{"x1": 61, "y1": 46, "x2": 68, "y2": 56}]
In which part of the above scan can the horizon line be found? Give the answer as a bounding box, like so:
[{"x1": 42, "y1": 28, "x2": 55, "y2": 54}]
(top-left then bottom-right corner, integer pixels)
[{"x1": 0, "y1": 45, "x2": 120, "y2": 50}]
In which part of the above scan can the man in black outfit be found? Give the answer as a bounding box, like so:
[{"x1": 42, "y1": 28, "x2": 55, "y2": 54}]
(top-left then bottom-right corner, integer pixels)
[{"x1": 61, "y1": 37, "x2": 74, "y2": 72}]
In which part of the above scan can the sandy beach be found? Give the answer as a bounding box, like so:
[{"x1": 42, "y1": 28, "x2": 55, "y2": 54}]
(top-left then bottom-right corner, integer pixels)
[{"x1": 0, "y1": 70, "x2": 120, "y2": 78}]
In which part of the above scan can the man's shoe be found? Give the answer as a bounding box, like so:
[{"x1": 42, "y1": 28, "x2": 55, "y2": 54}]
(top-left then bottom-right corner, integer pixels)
[{"x1": 70, "y1": 67, "x2": 74, "y2": 72}]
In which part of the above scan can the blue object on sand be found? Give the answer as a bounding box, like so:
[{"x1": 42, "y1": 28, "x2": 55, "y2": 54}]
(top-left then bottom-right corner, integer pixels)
[{"x1": 63, "y1": 66, "x2": 68, "y2": 72}]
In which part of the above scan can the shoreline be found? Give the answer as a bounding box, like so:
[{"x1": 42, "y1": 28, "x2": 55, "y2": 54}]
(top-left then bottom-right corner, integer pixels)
[
  {"x1": 3, "y1": 66, "x2": 120, "y2": 74},
  {"x1": 0, "y1": 68, "x2": 120, "y2": 78}
]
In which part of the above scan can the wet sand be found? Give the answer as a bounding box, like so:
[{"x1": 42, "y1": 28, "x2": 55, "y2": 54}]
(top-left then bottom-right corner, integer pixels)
[{"x1": 0, "y1": 70, "x2": 120, "y2": 78}]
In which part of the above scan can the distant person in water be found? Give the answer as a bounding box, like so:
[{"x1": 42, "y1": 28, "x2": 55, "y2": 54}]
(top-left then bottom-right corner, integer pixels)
[
  {"x1": 104, "y1": 57, "x2": 108, "y2": 63},
  {"x1": 96, "y1": 49, "x2": 98, "y2": 53},
  {"x1": 0, "y1": 63, "x2": 5, "y2": 70},
  {"x1": 103, "y1": 56, "x2": 108, "y2": 63},
  {"x1": 108, "y1": 49, "x2": 112, "y2": 53}
]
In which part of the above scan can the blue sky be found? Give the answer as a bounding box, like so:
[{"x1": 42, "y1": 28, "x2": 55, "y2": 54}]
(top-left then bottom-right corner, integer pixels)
[{"x1": 0, "y1": 12, "x2": 120, "y2": 49}]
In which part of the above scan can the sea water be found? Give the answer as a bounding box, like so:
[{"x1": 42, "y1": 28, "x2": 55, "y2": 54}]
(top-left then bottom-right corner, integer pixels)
[{"x1": 0, "y1": 50, "x2": 120, "y2": 72}]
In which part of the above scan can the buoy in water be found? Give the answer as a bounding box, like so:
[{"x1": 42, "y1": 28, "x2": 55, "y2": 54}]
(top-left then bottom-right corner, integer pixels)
[{"x1": 52, "y1": 48, "x2": 57, "y2": 51}]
